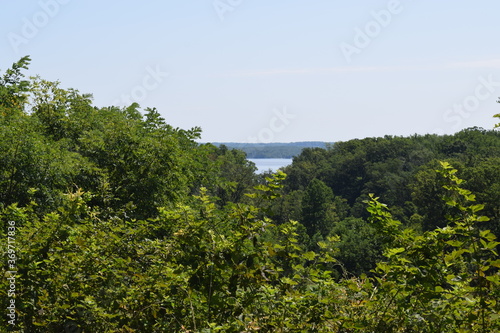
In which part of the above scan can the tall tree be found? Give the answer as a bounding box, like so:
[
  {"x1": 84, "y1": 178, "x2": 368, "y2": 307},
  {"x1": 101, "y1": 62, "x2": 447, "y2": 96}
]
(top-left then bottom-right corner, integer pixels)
[
  {"x1": 301, "y1": 178, "x2": 335, "y2": 237},
  {"x1": 0, "y1": 56, "x2": 30, "y2": 114}
]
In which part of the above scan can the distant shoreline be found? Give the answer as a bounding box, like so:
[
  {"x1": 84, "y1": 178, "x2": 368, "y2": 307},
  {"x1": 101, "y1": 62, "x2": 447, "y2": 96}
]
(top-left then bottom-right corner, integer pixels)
[
  {"x1": 248, "y1": 158, "x2": 294, "y2": 173},
  {"x1": 206, "y1": 141, "x2": 332, "y2": 159}
]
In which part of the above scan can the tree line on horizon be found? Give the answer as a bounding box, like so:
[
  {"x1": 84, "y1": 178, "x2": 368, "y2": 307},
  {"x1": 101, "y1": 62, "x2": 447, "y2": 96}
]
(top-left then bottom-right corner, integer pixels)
[
  {"x1": 211, "y1": 142, "x2": 329, "y2": 159},
  {"x1": 1, "y1": 56, "x2": 500, "y2": 332}
]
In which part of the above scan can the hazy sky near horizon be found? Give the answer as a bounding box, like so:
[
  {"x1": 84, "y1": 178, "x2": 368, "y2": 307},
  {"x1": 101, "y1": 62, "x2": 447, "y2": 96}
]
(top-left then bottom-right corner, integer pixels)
[{"x1": 2, "y1": 1, "x2": 500, "y2": 143}]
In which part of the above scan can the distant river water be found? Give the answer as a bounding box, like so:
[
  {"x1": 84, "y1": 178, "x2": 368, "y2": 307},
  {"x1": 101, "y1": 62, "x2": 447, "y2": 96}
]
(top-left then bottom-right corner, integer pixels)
[{"x1": 248, "y1": 158, "x2": 293, "y2": 174}]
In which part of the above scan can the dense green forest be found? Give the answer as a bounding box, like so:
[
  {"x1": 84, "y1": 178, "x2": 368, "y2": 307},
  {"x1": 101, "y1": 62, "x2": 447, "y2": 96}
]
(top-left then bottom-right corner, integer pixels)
[
  {"x1": 211, "y1": 142, "x2": 329, "y2": 158},
  {"x1": 1, "y1": 56, "x2": 500, "y2": 332}
]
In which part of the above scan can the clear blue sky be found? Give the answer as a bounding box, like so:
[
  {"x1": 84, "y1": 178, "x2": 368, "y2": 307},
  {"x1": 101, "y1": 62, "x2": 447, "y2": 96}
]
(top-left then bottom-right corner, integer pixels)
[{"x1": 2, "y1": 1, "x2": 500, "y2": 142}]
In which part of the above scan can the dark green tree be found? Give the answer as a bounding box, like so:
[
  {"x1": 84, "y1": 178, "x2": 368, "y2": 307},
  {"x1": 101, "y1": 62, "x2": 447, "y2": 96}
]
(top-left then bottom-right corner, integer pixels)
[
  {"x1": 301, "y1": 178, "x2": 335, "y2": 237},
  {"x1": 331, "y1": 217, "x2": 384, "y2": 276}
]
